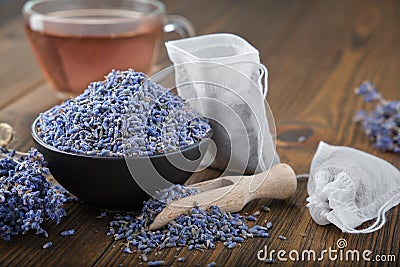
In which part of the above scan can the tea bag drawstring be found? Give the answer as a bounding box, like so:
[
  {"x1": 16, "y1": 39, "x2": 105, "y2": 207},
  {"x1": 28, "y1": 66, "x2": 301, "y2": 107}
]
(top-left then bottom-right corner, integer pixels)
[
  {"x1": 298, "y1": 171, "x2": 399, "y2": 233},
  {"x1": 340, "y1": 192, "x2": 400, "y2": 234},
  {"x1": 259, "y1": 64, "x2": 268, "y2": 98},
  {"x1": 255, "y1": 63, "x2": 270, "y2": 172}
]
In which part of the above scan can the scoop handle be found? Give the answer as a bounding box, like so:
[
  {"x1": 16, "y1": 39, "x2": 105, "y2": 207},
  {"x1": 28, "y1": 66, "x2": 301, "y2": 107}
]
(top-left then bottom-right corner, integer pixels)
[{"x1": 246, "y1": 163, "x2": 297, "y2": 202}]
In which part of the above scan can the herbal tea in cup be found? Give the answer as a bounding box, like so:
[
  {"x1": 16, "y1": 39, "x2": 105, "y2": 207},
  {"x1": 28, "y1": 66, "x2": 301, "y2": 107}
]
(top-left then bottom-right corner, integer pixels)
[{"x1": 23, "y1": 0, "x2": 194, "y2": 96}]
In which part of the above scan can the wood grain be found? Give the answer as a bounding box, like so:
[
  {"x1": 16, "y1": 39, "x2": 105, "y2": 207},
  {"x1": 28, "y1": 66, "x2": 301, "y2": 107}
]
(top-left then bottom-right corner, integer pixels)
[
  {"x1": 0, "y1": 17, "x2": 45, "y2": 110},
  {"x1": 0, "y1": 0, "x2": 399, "y2": 266}
]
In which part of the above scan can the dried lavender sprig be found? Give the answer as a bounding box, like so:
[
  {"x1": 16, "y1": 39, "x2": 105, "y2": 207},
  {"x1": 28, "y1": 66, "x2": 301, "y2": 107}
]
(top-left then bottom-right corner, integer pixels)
[
  {"x1": 0, "y1": 148, "x2": 70, "y2": 241},
  {"x1": 354, "y1": 81, "x2": 400, "y2": 153},
  {"x1": 354, "y1": 81, "x2": 382, "y2": 103}
]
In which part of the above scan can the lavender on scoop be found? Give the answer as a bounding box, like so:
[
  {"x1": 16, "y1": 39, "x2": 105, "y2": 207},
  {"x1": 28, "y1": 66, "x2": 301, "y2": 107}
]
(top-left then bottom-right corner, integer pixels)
[{"x1": 109, "y1": 183, "x2": 273, "y2": 255}]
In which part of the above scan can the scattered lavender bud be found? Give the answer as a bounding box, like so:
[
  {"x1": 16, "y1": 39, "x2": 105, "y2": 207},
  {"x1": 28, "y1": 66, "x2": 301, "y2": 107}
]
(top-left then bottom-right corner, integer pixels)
[
  {"x1": 37, "y1": 69, "x2": 211, "y2": 158},
  {"x1": 278, "y1": 235, "x2": 286, "y2": 240},
  {"x1": 123, "y1": 247, "x2": 133, "y2": 254},
  {"x1": 0, "y1": 148, "x2": 69, "y2": 241},
  {"x1": 354, "y1": 81, "x2": 381, "y2": 102},
  {"x1": 261, "y1": 206, "x2": 270, "y2": 212},
  {"x1": 101, "y1": 211, "x2": 107, "y2": 217},
  {"x1": 148, "y1": 261, "x2": 166, "y2": 266},
  {"x1": 266, "y1": 222, "x2": 273, "y2": 229},
  {"x1": 207, "y1": 262, "x2": 216, "y2": 267},
  {"x1": 252, "y1": 211, "x2": 260, "y2": 216},
  {"x1": 42, "y1": 242, "x2": 52, "y2": 249},
  {"x1": 233, "y1": 237, "x2": 245, "y2": 243},
  {"x1": 108, "y1": 183, "x2": 273, "y2": 255},
  {"x1": 264, "y1": 258, "x2": 275, "y2": 264},
  {"x1": 354, "y1": 81, "x2": 400, "y2": 153},
  {"x1": 226, "y1": 242, "x2": 237, "y2": 249},
  {"x1": 60, "y1": 229, "x2": 75, "y2": 236},
  {"x1": 177, "y1": 257, "x2": 184, "y2": 262},
  {"x1": 141, "y1": 254, "x2": 148, "y2": 262},
  {"x1": 247, "y1": 216, "x2": 257, "y2": 221}
]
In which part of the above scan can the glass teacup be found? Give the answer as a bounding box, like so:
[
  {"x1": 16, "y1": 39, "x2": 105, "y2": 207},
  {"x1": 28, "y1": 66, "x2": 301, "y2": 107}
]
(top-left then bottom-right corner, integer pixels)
[{"x1": 23, "y1": 0, "x2": 194, "y2": 96}]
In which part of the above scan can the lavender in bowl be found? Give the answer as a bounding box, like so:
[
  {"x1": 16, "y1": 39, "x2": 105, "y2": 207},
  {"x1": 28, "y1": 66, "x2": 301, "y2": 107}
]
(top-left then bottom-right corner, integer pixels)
[{"x1": 32, "y1": 69, "x2": 212, "y2": 210}]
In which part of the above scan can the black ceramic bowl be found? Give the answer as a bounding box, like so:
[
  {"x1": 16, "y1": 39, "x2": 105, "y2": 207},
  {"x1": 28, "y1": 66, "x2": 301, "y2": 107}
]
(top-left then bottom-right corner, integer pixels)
[{"x1": 31, "y1": 117, "x2": 212, "y2": 211}]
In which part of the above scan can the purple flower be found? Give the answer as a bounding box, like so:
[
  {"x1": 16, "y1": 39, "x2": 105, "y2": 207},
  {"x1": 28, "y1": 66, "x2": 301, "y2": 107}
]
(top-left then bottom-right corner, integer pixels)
[
  {"x1": 108, "y1": 183, "x2": 273, "y2": 255},
  {"x1": 354, "y1": 81, "x2": 399, "y2": 153},
  {"x1": 354, "y1": 110, "x2": 367, "y2": 122},
  {"x1": 37, "y1": 69, "x2": 211, "y2": 158},
  {"x1": 60, "y1": 229, "x2": 75, "y2": 236},
  {"x1": 0, "y1": 148, "x2": 70, "y2": 241},
  {"x1": 354, "y1": 81, "x2": 382, "y2": 102},
  {"x1": 375, "y1": 135, "x2": 394, "y2": 151}
]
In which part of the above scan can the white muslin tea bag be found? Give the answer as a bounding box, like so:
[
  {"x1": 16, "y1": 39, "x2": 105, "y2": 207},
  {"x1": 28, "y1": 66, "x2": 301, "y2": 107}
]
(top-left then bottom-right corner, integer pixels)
[
  {"x1": 165, "y1": 33, "x2": 279, "y2": 174},
  {"x1": 306, "y1": 141, "x2": 400, "y2": 233}
]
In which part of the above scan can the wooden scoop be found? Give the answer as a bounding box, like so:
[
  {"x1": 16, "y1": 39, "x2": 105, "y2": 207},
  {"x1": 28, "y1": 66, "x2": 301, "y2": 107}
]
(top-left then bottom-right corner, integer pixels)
[{"x1": 149, "y1": 163, "x2": 297, "y2": 230}]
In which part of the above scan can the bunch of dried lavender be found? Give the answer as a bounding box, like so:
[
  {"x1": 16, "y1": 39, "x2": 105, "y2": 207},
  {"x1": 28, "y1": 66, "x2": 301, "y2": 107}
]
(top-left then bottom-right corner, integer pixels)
[
  {"x1": 0, "y1": 147, "x2": 69, "y2": 241},
  {"x1": 354, "y1": 81, "x2": 400, "y2": 153}
]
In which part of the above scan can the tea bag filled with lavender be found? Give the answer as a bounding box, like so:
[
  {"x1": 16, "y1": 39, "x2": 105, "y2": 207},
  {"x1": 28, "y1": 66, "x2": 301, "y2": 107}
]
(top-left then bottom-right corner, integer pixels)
[
  {"x1": 165, "y1": 34, "x2": 279, "y2": 174},
  {"x1": 307, "y1": 142, "x2": 400, "y2": 233}
]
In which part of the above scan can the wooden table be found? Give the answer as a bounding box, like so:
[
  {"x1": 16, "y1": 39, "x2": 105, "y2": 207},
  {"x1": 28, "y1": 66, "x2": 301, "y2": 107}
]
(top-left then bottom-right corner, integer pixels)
[{"x1": 0, "y1": 0, "x2": 399, "y2": 266}]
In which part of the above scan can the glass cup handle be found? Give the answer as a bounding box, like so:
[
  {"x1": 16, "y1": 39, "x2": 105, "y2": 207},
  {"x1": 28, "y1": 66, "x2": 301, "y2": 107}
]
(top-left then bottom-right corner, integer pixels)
[{"x1": 163, "y1": 15, "x2": 196, "y2": 37}]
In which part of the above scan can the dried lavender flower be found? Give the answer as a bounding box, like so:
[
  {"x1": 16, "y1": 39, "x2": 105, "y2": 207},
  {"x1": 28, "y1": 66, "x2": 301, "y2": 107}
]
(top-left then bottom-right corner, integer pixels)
[
  {"x1": 123, "y1": 247, "x2": 133, "y2": 254},
  {"x1": 247, "y1": 215, "x2": 257, "y2": 221},
  {"x1": 354, "y1": 81, "x2": 382, "y2": 102},
  {"x1": 37, "y1": 69, "x2": 211, "y2": 157},
  {"x1": 108, "y1": 183, "x2": 273, "y2": 256},
  {"x1": 0, "y1": 147, "x2": 69, "y2": 241},
  {"x1": 354, "y1": 81, "x2": 400, "y2": 153},
  {"x1": 42, "y1": 241, "x2": 52, "y2": 249},
  {"x1": 60, "y1": 229, "x2": 75, "y2": 236},
  {"x1": 252, "y1": 211, "x2": 260, "y2": 216},
  {"x1": 264, "y1": 258, "x2": 275, "y2": 264},
  {"x1": 148, "y1": 261, "x2": 166, "y2": 266}
]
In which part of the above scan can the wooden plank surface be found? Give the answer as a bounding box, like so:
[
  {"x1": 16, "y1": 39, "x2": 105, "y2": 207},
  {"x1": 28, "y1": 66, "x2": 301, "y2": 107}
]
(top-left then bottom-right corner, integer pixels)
[{"x1": 0, "y1": 0, "x2": 399, "y2": 266}]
